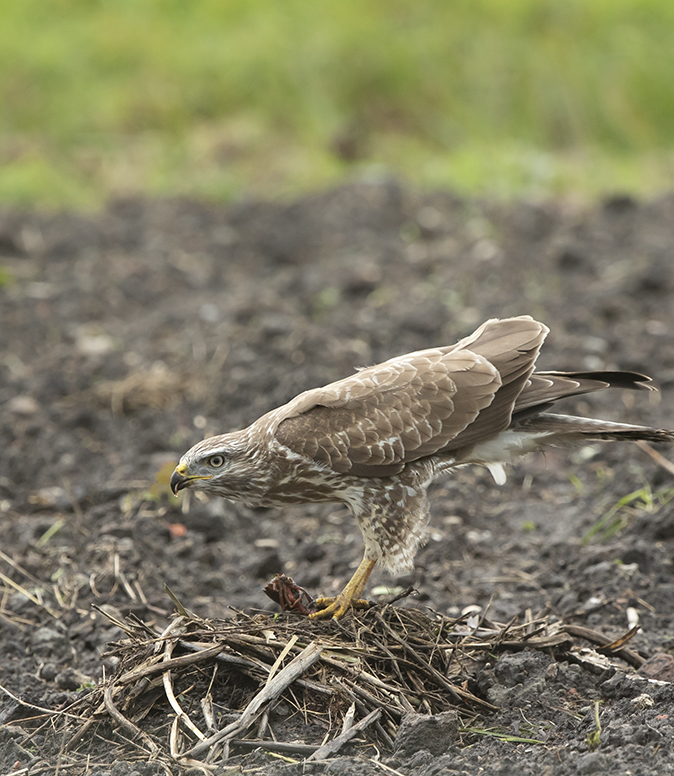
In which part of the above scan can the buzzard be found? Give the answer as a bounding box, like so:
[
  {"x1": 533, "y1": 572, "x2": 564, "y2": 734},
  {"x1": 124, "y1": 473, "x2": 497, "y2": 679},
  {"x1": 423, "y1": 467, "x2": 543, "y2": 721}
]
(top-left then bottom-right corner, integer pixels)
[{"x1": 170, "y1": 316, "x2": 673, "y2": 618}]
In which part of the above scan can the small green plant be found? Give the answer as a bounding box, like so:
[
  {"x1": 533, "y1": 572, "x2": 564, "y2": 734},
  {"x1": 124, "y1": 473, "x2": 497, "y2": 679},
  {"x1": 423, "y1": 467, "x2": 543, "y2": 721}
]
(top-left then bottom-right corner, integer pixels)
[
  {"x1": 461, "y1": 726, "x2": 546, "y2": 745},
  {"x1": 36, "y1": 518, "x2": 66, "y2": 548},
  {"x1": 568, "y1": 473, "x2": 584, "y2": 496},
  {"x1": 312, "y1": 286, "x2": 341, "y2": 318},
  {"x1": 583, "y1": 483, "x2": 674, "y2": 545},
  {"x1": 586, "y1": 701, "x2": 602, "y2": 751},
  {"x1": 145, "y1": 459, "x2": 181, "y2": 501}
]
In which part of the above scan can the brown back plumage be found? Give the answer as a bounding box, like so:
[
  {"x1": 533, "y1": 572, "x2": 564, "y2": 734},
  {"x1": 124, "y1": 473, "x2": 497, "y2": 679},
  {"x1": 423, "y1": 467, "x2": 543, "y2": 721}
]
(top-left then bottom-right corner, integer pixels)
[
  {"x1": 276, "y1": 348, "x2": 499, "y2": 476},
  {"x1": 277, "y1": 317, "x2": 536, "y2": 475},
  {"x1": 274, "y1": 316, "x2": 667, "y2": 477}
]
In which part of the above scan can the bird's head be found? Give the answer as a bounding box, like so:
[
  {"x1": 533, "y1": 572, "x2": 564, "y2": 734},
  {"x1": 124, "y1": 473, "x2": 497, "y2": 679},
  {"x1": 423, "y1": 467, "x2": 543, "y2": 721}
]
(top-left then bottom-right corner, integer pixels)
[{"x1": 170, "y1": 431, "x2": 255, "y2": 500}]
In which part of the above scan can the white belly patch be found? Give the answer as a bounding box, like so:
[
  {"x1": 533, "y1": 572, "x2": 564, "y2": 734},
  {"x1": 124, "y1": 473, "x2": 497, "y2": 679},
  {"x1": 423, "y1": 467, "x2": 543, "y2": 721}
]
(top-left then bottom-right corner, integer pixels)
[{"x1": 465, "y1": 430, "x2": 553, "y2": 485}]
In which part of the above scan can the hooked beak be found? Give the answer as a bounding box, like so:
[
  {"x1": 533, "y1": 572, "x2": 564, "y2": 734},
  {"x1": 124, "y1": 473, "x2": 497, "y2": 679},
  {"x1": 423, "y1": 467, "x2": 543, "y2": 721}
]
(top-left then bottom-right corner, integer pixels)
[{"x1": 170, "y1": 462, "x2": 212, "y2": 495}]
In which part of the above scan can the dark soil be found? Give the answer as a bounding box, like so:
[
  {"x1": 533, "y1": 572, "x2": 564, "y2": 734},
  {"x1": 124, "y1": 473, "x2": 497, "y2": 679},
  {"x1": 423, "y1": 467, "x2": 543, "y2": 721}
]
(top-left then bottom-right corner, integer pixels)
[{"x1": 1, "y1": 181, "x2": 674, "y2": 775}]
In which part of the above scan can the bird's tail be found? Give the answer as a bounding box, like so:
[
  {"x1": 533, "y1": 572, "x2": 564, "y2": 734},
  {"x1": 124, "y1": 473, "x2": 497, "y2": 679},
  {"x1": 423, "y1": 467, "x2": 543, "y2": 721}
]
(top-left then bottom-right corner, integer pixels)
[{"x1": 518, "y1": 412, "x2": 674, "y2": 445}]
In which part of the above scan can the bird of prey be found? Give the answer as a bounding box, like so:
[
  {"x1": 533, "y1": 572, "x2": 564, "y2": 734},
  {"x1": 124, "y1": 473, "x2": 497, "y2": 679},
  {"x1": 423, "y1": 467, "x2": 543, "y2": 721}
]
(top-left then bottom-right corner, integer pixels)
[{"x1": 170, "y1": 316, "x2": 673, "y2": 618}]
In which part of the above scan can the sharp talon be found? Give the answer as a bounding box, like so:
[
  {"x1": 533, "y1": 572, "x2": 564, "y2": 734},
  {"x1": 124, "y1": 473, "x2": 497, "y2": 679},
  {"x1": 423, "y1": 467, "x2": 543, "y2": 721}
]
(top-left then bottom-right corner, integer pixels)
[
  {"x1": 310, "y1": 596, "x2": 349, "y2": 620},
  {"x1": 309, "y1": 557, "x2": 378, "y2": 619},
  {"x1": 310, "y1": 596, "x2": 373, "y2": 619}
]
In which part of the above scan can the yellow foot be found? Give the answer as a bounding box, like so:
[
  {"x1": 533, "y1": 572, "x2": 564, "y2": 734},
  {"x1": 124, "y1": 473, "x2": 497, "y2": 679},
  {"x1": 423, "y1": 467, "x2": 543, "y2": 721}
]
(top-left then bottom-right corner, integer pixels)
[
  {"x1": 308, "y1": 556, "x2": 377, "y2": 620},
  {"x1": 310, "y1": 596, "x2": 373, "y2": 620}
]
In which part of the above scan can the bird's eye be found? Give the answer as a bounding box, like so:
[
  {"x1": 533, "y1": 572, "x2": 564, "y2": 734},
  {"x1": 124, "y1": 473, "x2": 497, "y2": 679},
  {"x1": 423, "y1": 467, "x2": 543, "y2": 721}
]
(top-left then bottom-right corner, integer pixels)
[{"x1": 207, "y1": 454, "x2": 225, "y2": 468}]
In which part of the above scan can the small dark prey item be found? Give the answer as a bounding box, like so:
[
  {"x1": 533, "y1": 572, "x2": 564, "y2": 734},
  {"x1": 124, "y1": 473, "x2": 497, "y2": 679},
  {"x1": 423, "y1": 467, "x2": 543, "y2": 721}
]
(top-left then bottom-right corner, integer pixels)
[
  {"x1": 171, "y1": 316, "x2": 674, "y2": 619},
  {"x1": 264, "y1": 574, "x2": 316, "y2": 615}
]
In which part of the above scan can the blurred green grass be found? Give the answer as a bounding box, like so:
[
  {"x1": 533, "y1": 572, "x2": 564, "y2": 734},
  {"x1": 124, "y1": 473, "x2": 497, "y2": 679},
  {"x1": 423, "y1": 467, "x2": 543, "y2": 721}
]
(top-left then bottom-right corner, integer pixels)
[{"x1": 1, "y1": 0, "x2": 673, "y2": 208}]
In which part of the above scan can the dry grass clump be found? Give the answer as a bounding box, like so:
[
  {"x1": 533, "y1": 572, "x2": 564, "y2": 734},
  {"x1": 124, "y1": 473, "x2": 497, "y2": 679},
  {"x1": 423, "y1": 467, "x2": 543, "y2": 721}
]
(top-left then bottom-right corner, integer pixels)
[{"x1": 19, "y1": 594, "x2": 636, "y2": 770}]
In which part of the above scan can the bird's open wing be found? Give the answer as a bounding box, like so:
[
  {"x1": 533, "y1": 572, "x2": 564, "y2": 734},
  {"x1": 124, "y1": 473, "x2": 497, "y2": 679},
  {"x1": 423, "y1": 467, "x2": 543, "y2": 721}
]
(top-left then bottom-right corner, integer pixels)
[{"x1": 275, "y1": 316, "x2": 548, "y2": 476}]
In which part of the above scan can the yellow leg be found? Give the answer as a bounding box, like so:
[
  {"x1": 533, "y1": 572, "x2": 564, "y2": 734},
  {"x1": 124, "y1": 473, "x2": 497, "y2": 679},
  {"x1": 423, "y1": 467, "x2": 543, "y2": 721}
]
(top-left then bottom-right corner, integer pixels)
[{"x1": 310, "y1": 557, "x2": 377, "y2": 620}]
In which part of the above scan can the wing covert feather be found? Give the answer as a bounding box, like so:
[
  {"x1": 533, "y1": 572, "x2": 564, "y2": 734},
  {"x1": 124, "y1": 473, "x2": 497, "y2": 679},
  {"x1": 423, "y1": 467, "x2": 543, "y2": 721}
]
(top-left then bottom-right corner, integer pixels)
[
  {"x1": 274, "y1": 316, "x2": 550, "y2": 476},
  {"x1": 275, "y1": 349, "x2": 500, "y2": 476},
  {"x1": 438, "y1": 316, "x2": 548, "y2": 450}
]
